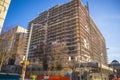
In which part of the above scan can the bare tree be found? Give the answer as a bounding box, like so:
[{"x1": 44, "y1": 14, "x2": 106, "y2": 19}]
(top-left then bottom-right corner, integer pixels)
[
  {"x1": 30, "y1": 39, "x2": 69, "y2": 74},
  {"x1": 0, "y1": 39, "x2": 15, "y2": 71},
  {"x1": 0, "y1": 27, "x2": 27, "y2": 74},
  {"x1": 47, "y1": 40, "x2": 69, "y2": 71}
]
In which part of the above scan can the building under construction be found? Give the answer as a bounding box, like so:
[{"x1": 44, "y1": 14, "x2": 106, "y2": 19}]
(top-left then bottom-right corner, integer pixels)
[{"x1": 27, "y1": 0, "x2": 112, "y2": 80}]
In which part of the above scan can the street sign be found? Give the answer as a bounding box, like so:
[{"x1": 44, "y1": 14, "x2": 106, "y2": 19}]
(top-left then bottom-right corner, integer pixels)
[{"x1": 25, "y1": 61, "x2": 30, "y2": 66}]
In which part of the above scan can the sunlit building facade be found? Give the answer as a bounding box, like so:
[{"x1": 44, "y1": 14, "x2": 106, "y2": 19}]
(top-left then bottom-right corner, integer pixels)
[
  {"x1": 0, "y1": 0, "x2": 11, "y2": 34},
  {"x1": 28, "y1": 0, "x2": 110, "y2": 79},
  {"x1": 0, "y1": 26, "x2": 27, "y2": 65}
]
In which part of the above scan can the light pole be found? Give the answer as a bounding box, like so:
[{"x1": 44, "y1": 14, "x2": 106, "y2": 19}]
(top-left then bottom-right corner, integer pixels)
[
  {"x1": 100, "y1": 53, "x2": 103, "y2": 80},
  {"x1": 21, "y1": 23, "x2": 43, "y2": 80}
]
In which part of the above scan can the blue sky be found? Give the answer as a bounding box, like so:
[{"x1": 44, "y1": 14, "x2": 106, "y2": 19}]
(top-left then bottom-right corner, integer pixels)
[{"x1": 3, "y1": 0, "x2": 120, "y2": 62}]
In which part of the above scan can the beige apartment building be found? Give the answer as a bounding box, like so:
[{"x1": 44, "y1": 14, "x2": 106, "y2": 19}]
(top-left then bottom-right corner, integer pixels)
[
  {"x1": 0, "y1": 0, "x2": 11, "y2": 34},
  {"x1": 27, "y1": 0, "x2": 111, "y2": 79},
  {"x1": 0, "y1": 26, "x2": 27, "y2": 65}
]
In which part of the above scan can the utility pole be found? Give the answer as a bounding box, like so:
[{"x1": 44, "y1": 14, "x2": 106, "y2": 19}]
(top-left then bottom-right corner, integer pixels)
[
  {"x1": 21, "y1": 23, "x2": 43, "y2": 80},
  {"x1": 100, "y1": 53, "x2": 103, "y2": 80},
  {"x1": 21, "y1": 23, "x2": 33, "y2": 80}
]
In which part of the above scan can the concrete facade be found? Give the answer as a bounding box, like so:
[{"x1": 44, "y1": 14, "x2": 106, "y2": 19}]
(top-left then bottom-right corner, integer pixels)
[
  {"x1": 0, "y1": 0, "x2": 11, "y2": 34},
  {"x1": 27, "y1": 0, "x2": 109, "y2": 79},
  {"x1": 0, "y1": 26, "x2": 27, "y2": 65}
]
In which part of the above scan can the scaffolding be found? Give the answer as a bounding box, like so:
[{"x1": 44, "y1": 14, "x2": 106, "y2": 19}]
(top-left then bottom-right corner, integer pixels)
[{"x1": 27, "y1": 0, "x2": 109, "y2": 79}]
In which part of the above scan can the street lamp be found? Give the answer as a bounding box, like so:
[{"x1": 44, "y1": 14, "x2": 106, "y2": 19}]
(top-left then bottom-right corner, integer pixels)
[
  {"x1": 100, "y1": 53, "x2": 103, "y2": 80},
  {"x1": 21, "y1": 23, "x2": 43, "y2": 80}
]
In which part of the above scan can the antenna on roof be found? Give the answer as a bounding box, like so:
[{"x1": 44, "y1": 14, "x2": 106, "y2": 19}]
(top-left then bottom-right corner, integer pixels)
[{"x1": 85, "y1": 0, "x2": 89, "y2": 14}]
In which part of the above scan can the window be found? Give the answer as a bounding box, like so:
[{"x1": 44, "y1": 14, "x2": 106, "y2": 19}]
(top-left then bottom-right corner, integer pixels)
[
  {"x1": 85, "y1": 25, "x2": 89, "y2": 32},
  {"x1": 83, "y1": 38, "x2": 89, "y2": 49},
  {"x1": 0, "y1": 10, "x2": 1, "y2": 14},
  {"x1": 4, "y1": 39, "x2": 8, "y2": 50},
  {"x1": 4, "y1": 7, "x2": 6, "y2": 12}
]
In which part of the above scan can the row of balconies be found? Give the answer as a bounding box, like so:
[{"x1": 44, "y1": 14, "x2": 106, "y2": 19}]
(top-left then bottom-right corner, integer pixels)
[
  {"x1": 31, "y1": 38, "x2": 45, "y2": 45},
  {"x1": 32, "y1": 31, "x2": 46, "y2": 37},
  {"x1": 49, "y1": 7, "x2": 76, "y2": 18},
  {"x1": 48, "y1": 2, "x2": 77, "y2": 16},
  {"x1": 48, "y1": 16, "x2": 78, "y2": 27},
  {"x1": 32, "y1": 25, "x2": 45, "y2": 30},
  {"x1": 34, "y1": 16, "x2": 47, "y2": 23},
  {"x1": 47, "y1": 29, "x2": 76, "y2": 37},
  {"x1": 49, "y1": 9, "x2": 76, "y2": 19},
  {"x1": 80, "y1": 32, "x2": 90, "y2": 38},
  {"x1": 48, "y1": 22, "x2": 76, "y2": 32},
  {"x1": 47, "y1": 28, "x2": 76, "y2": 37},
  {"x1": 48, "y1": 26, "x2": 76, "y2": 33},
  {"x1": 47, "y1": 33, "x2": 77, "y2": 41},
  {"x1": 32, "y1": 32, "x2": 45, "y2": 38},
  {"x1": 48, "y1": 8, "x2": 77, "y2": 20}
]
